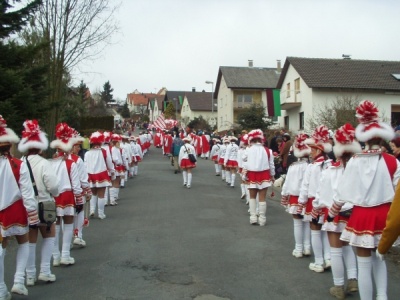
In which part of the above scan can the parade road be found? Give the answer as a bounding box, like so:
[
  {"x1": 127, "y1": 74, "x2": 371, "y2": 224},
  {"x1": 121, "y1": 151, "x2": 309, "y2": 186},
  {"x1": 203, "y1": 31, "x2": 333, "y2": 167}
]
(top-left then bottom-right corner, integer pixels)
[{"x1": 5, "y1": 146, "x2": 400, "y2": 300}]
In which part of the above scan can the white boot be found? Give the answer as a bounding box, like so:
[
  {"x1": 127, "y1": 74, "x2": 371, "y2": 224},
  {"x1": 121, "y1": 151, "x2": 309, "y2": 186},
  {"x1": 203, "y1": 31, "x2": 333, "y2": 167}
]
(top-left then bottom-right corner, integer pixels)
[
  {"x1": 182, "y1": 171, "x2": 188, "y2": 186},
  {"x1": 240, "y1": 184, "x2": 246, "y2": 199},
  {"x1": 90, "y1": 195, "x2": 97, "y2": 216},
  {"x1": 187, "y1": 173, "x2": 192, "y2": 188},
  {"x1": 258, "y1": 202, "x2": 267, "y2": 226},
  {"x1": 249, "y1": 198, "x2": 258, "y2": 225},
  {"x1": 245, "y1": 185, "x2": 250, "y2": 205},
  {"x1": 230, "y1": 173, "x2": 235, "y2": 187},
  {"x1": 98, "y1": 197, "x2": 107, "y2": 219}
]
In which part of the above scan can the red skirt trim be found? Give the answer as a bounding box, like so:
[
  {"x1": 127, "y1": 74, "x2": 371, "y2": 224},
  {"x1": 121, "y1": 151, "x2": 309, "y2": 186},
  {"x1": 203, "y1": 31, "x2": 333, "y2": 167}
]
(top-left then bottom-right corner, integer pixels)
[
  {"x1": 180, "y1": 158, "x2": 196, "y2": 169},
  {"x1": 304, "y1": 197, "x2": 314, "y2": 215},
  {"x1": 88, "y1": 171, "x2": 111, "y2": 184},
  {"x1": 226, "y1": 160, "x2": 238, "y2": 168},
  {"x1": 218, "y1": 158, "x2": 225, "y2": 165},
  {"x1": 211, "y1": 155, "x2": 218, "y2": 161},
  {"x1": 115, "y1": 165, "x2": 125, "y2": 173},
  {"x1": 289, "y1": 195, "x2": 300, "y2": 205},
  {"x1": 344, "y1": 203, "x2": 390, "y2": 236},
  {"x1": 322, "y1": 207, "x2": 350, "y2": 223},
  {"x1": 247, "y1": 170, "x2": 271, "y2": 184},
  {"x1": 134, "y1": 156, "x2": 142, "y2": 162},
  {"x1": 0, "y1": 199, "x2": 28, "y2": 230},
  {"x1": 55, "y1": 191, "x2": 75, "y2": 209}
]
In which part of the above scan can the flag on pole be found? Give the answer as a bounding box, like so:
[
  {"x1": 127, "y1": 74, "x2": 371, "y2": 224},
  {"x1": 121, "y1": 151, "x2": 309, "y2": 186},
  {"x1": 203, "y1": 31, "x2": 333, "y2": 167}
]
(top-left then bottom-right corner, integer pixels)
[{"x1": 153, "y1": 113, "x2": 166, "y2": 129}]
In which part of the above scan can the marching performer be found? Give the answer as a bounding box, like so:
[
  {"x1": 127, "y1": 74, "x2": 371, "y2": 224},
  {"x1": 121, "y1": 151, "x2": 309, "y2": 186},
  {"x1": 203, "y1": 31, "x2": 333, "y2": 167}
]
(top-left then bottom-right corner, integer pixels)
[
  {"x1": 298, "y1": 125, "x2": 332, "y2": 273},
  {"x1": 69, "y1": 130, "x2": 91, "y2": 247},
  {"x1": 238, "y1": 134, "x2": 250, "y2": 202},
  {"x1": 224, "y1": 136, "x2": 239, "y2": 187},
  {"x1": 335, "y1": 100, "x2": 400, "y2": 300},
  {"x1": 85, "y1": 131, "x2": 114, "y2": 219},
  {"x1": 0, "y1": 116, "x2": 39, "y2": 297},
  {"x1": 50, "y1": 123, "x2": 83, "y2": 266},
  {"x1": 120, "y1": 135, "x2": 132, "y2": 185},
  {"x1": 18, "y1": 120, "x2": 60, "y2": 286},
  {"x1": 130, "y1": 136, "x2": 143, "y2": 176},
  {"x1": 242, "y1": 129, "x2": 275, "y2": 226},
  {"x1": 218, "y1": 137, "x2": 229, "y2": 181},
  {"x1": 280, "y1": 134, "x2": 311, "y2": 258},
  {"x1": 102, "y1": 131, "x2": 113, "y2": 205},
  {"x1": 315, "y1": 124, "x2": 360, "y2": 298},
  {"x1": 179, "y1": 136, "x2": 196, "y2": 188},
  {"x1": 210, "y1": 138, "x2": 221, "y2": 176},
  {"x1": 109, "y1": 134, "x2": 127, "y2": 205}
]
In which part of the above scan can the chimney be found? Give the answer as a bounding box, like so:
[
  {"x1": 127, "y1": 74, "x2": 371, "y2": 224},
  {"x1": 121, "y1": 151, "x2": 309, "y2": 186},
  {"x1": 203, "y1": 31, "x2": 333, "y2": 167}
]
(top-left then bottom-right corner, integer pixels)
[
  {"x1": 277, "y1": 60, "x2": 282, "y2": 72},
  {"x1": 248, "y1": 60, "x2": 253, "y2": 67},
  {"x1": 192, "y1": 87, "x2": 196, "y2": 92}
]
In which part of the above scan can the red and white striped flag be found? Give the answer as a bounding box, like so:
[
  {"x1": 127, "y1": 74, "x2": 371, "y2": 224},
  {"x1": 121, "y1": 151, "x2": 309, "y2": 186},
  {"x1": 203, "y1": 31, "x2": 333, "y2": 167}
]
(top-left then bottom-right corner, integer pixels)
[{"x1": 153, "y1": 113, "x2": 166, "y2": 129}]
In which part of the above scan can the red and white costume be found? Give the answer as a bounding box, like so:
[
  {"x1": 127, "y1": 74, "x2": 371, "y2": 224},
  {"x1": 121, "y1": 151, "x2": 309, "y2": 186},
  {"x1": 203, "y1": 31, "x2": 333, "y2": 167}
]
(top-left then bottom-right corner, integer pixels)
[
  {"x1": 50, "y1": 123, "x2": 83, "y2": 266},
  {"x1": 163, "y1": 133, "x2": 173, "y2": 155},
  {"x1": 224, "y1": 140, "x2": 239, "y2": 168},
  {"x1": 200, "y1": 134, "x2": 210, "y2": 158},
  {"x1": 0, "y1": 117, "x2": 40, "y2": 296},
  {"x1": 210, "y1": 139, "x2": 221, "y2": 176},
  {"x1": 0, "y1": 157, "x2": 37, "y2": 236},
  {"x1": 179, "y1": 137, "x2": 196, "y2": 188},
  {"x1": 242, "y1": 143, "x2": 274, "y2": 190}
]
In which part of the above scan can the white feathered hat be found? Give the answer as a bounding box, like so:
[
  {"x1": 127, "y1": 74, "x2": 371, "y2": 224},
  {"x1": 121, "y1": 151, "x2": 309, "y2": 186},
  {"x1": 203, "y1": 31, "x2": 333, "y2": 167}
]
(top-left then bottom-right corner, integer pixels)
[
  {"x1": 0, "y1": 115, "x2": 20, "y2": 145},
  {"x1": 305, "y1": 125, "x2": 332, "y2": 153},
  {"x1": 355, "y1": 100, "x2": 394, "y2": 142},
  {"x1": 293, "y1": 133, "x2": 311, "y2": 158},
  {"x1": 50, "y1": 123, "x2": 75, "y2": 152},
  {"x1": 333, "y1": 123, "x2": 362, "y2": 157},
  {"x1": 18, "y1": 119, "x2": 48, "y2": 152}
]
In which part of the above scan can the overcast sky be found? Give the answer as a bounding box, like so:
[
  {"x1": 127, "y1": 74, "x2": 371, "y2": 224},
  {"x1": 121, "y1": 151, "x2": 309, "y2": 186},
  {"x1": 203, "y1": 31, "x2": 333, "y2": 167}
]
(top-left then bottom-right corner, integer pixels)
[{"x1": 75, "y1": 0, "x2": 400, "y2": 101}]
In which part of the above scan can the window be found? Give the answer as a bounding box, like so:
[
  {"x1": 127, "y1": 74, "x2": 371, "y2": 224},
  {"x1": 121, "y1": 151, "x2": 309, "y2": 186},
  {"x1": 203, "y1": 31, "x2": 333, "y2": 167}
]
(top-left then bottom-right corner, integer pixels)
[
  {"x1": 286, "y1": 83, "x2": 290, "y2": 98},
  {"x1": 284, "y1": 116, "x2": 289, "y2": 129},
  {"x1": 295, "y1": 78, "x2": 300, "y2": 93},
  {"x1": 237, "y1": 94, "x2": 253, "y2": 108},
  {"x1": 299, "y1": 112, "x2": 304, "y2": 130}
]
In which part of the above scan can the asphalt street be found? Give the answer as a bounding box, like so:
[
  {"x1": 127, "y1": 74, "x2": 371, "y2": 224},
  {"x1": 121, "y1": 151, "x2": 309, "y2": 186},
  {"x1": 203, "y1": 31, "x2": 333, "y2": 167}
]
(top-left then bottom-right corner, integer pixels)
[{"x1": 5, "y1": 146, "x2": 400, "y2": 300}]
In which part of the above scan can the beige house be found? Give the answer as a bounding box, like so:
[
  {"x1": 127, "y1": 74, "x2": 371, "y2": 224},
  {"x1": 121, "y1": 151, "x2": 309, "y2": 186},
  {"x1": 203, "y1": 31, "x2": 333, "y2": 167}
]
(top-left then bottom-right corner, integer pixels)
[
  {"x1": 276, "y1": 57, "x2": 400, "y2": 133},
  {"x1": 180, "y1": 91, "x2": 214, "y2": 128},
  {"x1": 214, "y1": 61, "x2": 281, "y2": 132}
]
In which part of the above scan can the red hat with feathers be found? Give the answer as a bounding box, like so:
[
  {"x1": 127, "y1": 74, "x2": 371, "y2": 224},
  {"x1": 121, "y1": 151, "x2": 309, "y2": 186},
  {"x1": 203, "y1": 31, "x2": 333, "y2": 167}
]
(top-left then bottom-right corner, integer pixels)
[
  {"x1": 333, "y1": 123, "x2": 362, "y2": 157},
  {"x1": 293, "y1": 133, "x2": 311, "y2": 158},
  {"x1": 50, "y1": 123, "x2": 75, "y2": 152},
  {"x1": 89, "y1": 131, "x2": 104, "y2": 145},
  {"x1": 18, "y1": 119, "x2": 48, "y2": 152},
  {"x1": 305, "y1": 125, "x2": 332, "y2": 153},
  {"x1": 0, "y1": 115, "x2": 19, "y2": 145},
  {"x1": 248, "y1": 129, "x2": 264, "y2": 143},
  {"x1": 355, "y1": 100, "x2": 394, "y2": 142}
]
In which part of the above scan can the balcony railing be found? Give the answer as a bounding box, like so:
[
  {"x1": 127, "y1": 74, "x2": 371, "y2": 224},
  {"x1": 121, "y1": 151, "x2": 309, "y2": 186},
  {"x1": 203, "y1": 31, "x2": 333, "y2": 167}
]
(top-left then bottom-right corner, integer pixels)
[{"x1": 280, "y1": 90, "x2": 302, "y2": 110}]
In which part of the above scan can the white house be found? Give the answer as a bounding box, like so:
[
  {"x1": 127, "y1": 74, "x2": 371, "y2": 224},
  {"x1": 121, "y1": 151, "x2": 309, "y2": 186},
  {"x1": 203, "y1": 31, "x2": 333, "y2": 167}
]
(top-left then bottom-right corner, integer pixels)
[
  {"x1": 214, "y1": 61, "x2": 281, "y2": 132},
  {"x1": 276, "y1": 57, "x2": 400, "y2": 133}
]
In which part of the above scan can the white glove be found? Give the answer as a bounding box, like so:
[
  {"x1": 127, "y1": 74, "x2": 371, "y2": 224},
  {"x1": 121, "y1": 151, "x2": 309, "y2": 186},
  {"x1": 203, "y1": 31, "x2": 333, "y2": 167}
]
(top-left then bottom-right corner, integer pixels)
[
  {"x1": 375, "y1": 250, "x2": 385, "y2": 261},
  {"x1": 111, "y1": 172, "x2": 116, "y2": 181}
]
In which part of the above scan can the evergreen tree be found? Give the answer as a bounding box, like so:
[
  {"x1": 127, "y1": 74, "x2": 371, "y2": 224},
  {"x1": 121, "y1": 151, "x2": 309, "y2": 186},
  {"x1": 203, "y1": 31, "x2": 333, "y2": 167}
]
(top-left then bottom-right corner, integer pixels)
[
  {"x1": 100, "y1": 80, "x2": 114, "y2": 104},
  {"x1": 119, "y1": 102, "x2": 130, "y2": 118},
  {"x1": 164, "y1": 102, "x2": 175, "y2": 119},
  {"x1": 236, "y1": 104, "x2": 273, "y2": 132},
  {"x1": 0, "y1": 0, "x2": 48, "y2": 130}
]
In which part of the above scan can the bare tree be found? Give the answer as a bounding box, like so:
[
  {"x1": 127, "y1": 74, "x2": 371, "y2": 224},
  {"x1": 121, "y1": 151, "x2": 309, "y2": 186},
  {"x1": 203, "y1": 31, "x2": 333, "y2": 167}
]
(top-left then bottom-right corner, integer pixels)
[
  {"x1": 34, "y1": 0, "x2": 120, "y2": 138},
  {"x1": 306, "y1": 95, "x2": 361, "y2": 131}
]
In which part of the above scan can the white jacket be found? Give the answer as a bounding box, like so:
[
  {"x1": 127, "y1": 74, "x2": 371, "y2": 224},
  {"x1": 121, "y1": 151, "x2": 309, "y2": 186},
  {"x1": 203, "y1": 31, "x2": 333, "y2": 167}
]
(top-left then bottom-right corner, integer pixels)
[
  {"x1": 224, "y1": 143, "x2": 239, "y2": 165},
  {"x1": 242, "y1": 143, "x2": 275, "y2": 175},
  {"x1": 25, "y1": 154, "x2": 59, "y2": 203},
  {"x1": 179, "y1": 143, "x2": 196, "y2": 165},
  {"x1": 0, "y1": 156, "x2": 37, "y2": 213},
  {"x1": 281, "y1": 159, "x2": 309, "y2": 197}
]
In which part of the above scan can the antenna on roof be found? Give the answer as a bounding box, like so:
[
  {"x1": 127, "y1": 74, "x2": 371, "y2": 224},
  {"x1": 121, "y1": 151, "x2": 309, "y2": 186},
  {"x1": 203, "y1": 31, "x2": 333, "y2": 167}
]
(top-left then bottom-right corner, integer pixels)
[{"x1": 342, "y1": 54, "x2": 351, "y2": 60}]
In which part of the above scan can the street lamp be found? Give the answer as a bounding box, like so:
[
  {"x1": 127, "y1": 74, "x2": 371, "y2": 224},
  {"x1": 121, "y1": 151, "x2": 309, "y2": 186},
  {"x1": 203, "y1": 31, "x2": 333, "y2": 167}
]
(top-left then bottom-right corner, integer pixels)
[{"x1": 205, "y1": 81, "x2": 215, "y2": 129}]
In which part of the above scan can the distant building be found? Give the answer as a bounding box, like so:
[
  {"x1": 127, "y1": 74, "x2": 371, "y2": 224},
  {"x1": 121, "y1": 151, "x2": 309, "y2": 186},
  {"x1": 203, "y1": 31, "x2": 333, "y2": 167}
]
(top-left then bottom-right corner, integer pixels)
[{"x1": 276, "y1": 57, "x2": 400, "y2": 133}]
